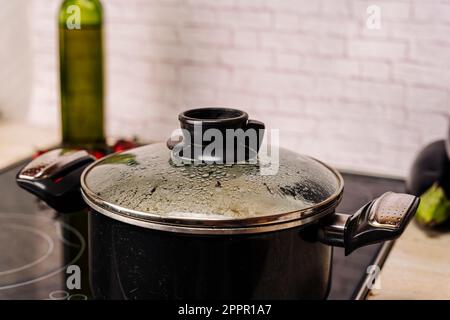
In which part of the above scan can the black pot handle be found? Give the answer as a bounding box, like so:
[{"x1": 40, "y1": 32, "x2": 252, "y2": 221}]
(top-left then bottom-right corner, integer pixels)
[
  {"x1": 16, "y1": 149, "x2": 95, "y2": 213},
  {"x1": 319, "y1": 192, "x2": 419, "y2": 255}
]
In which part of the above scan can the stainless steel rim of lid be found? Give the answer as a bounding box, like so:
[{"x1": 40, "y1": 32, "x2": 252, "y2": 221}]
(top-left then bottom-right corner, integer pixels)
[{"x1": 80, "y1": 151, "x2": 345, "y2": 235}]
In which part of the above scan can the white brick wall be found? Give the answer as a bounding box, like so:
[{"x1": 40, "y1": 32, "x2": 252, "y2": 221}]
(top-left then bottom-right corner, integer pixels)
[
  {"x1": 0, "y1": 0, "x2": 32, "y2": 121},
  {"x1": 24, "y1": 0, "x2": 450, "y2": 177}
]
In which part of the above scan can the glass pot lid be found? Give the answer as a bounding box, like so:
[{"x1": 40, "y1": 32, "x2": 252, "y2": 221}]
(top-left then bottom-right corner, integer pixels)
[{"x1": 81, "y1": 108, "x2": 344, "y2": 234}]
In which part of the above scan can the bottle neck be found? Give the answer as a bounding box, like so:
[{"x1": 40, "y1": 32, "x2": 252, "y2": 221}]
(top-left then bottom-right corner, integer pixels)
[{"x1": 59, "y1": 0, "x2": 102, "y2": 27}]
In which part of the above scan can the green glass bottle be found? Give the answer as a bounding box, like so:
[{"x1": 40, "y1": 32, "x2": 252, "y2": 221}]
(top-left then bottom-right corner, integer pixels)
[{"x1": 59, "y1": 0, "x2": 105, "y2": 147}]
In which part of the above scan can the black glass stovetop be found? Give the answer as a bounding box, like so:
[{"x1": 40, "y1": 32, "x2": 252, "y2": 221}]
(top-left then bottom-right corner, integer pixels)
[{"x1": 0, "y1": 161, "x2": 405, "y2": 300}]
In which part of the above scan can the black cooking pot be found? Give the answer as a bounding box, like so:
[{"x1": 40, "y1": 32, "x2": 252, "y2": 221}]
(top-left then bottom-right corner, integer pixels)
[{"x1": 16, "y1": 107, "x2": 419, "y2": 300}]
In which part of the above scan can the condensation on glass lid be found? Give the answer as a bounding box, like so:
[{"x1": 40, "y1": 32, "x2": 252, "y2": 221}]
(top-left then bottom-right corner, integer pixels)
[{"x1": 82, "y1": 143, "x2": 341, "y2": 219}]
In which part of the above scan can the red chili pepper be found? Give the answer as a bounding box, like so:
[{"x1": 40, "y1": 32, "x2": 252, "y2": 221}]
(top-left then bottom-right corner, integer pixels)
[
  {"x1": 32, "y1": 138, "x2": 138, "y2": 160},
  {"x1": 92, "y1": 150, "x2": 106, "y2": 159},
  {"x1": 113, "y1": 140, "x2": 137, "y2": 153},
  {"x1": 32, "y1": 149, "x2": 49, "y2": 159}
]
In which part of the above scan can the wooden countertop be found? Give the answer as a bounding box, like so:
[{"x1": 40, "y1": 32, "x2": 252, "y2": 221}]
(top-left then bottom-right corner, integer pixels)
[
  {"x1": 368, "y1": 221, "x2": 450, "y2": 299},
  {"x1": 0, "y1": 122, "x2": 59, "y2": 168}
]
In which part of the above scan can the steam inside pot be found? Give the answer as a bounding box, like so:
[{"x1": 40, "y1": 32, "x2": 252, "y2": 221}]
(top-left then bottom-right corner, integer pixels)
[{"x1": 83, "y1": 143, "x2": 340, "y2": 220}]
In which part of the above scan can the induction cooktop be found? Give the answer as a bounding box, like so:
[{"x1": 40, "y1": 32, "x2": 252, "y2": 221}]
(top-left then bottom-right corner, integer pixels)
[{"x1": 0, "y1": 160, "x2": 405, "y2": 300}]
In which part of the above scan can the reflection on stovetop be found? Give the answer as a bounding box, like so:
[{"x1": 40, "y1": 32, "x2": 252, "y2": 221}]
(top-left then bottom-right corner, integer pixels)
[
  {"x1": 0, "y1": 162, "x2": 405, "y2": 300},
  {"x1": 0, "y1": 163, "x2": 91, "y2": 300},
  {"x1": 0, "y1": 211, "x2": 87, "y2": 299}
]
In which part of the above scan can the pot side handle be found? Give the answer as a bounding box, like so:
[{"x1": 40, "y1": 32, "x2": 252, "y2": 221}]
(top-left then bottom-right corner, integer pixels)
[
  {"x1": 16, "y1": 148, "x2": 95, "y2": 213},
  {"x1": 319, "y1": 192, "x2": 420, "y2": 255}
]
